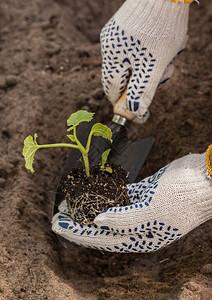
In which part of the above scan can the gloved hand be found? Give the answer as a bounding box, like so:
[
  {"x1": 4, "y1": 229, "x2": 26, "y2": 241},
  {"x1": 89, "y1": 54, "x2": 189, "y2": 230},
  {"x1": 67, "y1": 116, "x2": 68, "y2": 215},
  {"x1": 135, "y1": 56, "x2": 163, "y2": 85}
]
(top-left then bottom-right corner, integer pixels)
[
  {"x1": 100, "y1": 0, "x2": 193, "y2": 123},
  {"x1": 52, "y1": 147, "x2": 212, "y2": 253}
]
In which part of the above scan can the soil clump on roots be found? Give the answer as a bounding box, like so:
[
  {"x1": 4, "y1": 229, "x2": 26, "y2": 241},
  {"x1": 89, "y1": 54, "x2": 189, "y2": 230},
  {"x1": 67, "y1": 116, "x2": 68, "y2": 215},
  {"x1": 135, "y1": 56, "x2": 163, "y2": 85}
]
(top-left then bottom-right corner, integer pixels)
[{"x1": 62, "y1": 164, "x2": 129, "y2": 225}]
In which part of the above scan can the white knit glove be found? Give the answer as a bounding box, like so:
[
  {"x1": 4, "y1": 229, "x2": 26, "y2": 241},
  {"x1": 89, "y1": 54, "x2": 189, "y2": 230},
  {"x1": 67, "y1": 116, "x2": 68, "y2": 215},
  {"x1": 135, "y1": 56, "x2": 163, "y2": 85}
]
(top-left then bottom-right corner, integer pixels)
[
  {"x1": 52, "y1": 152, "x2": 212, "y2": 253},
  {"x1": 101, "y1": 0, "x2": 191, "y2": 123}
]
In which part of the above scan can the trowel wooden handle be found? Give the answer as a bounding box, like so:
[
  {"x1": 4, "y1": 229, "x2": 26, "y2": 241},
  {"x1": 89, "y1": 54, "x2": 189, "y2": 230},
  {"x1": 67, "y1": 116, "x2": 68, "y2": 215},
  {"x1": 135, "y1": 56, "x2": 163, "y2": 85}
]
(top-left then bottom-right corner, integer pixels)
[{"x1": 113, "y1": 89, "x2": 135, "y2": 121}]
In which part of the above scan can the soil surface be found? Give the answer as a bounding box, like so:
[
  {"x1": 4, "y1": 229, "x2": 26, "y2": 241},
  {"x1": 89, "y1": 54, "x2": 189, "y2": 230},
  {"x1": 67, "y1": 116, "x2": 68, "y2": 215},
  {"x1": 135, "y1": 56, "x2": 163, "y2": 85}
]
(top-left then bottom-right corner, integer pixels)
[{"x1": 0, "y1": 0, "x2": 212, "y2": 299}]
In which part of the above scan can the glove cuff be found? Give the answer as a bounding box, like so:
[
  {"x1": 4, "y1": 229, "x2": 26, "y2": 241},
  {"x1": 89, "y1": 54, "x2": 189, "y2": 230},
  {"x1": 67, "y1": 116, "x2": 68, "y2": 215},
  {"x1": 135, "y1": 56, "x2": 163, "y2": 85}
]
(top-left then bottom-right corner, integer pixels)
[
  {"x1": 114, "y1": 0, "x2": 190, "y2": 41},
  {"x1": 206, "y1": 144, "x2": 212, "y2": 179},
  {"x1": 171, "y1": 0, "x2": 193, "y2": 3}
]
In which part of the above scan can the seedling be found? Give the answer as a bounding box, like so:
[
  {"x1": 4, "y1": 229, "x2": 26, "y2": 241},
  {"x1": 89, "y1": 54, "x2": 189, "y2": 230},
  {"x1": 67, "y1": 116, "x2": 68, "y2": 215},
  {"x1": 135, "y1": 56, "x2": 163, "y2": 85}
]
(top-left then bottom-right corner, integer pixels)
[
  {"x1": 100, "y1": 149, "x2": 112, "y2": 173},
  {"x1": 22, "y1": 110, "x2": 112, "y2": 177}
]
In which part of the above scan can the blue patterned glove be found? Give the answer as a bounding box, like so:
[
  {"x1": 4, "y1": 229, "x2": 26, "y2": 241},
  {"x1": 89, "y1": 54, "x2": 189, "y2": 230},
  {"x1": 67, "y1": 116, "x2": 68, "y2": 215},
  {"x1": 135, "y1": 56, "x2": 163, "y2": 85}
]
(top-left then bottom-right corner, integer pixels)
[
  {"x1": 101, "y1": 0, "x2": 191, "y2": 123},
  {"x1": 52, "y1": 152, "x2": 212, "y2": 253}
]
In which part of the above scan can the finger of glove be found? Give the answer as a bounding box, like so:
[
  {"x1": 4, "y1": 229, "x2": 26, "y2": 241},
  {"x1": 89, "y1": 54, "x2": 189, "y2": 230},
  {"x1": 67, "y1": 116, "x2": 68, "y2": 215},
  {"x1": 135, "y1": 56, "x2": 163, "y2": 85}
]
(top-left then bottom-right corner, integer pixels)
[
  {"x1": 126, "y1": 65, "x2": 163, "y2": 120},
  {"x1": 51, "y1": 212, "x2": 162, "y2": 253},
  {"x1": 58, "y1": 199, "x2": 69, "y2": 213},
  {"x1": 93, "y1": 205, "x2": 183, "y2": 250},
  {"x1": 127, "y1": 64, "x2": 174, "y2": 124},
  {"x1": 170, "y1": 35, "x2": 188, "y2": 64},
  {"x1": 159, "y1": 64, "x2": 175, "y2": 86},
  {"x1": 94, "y1": 165, "x2": 171, "y2": 231},
  {"x1": 127, "y1": 171, "x2": 163, "y2": 204},
  {"x1": 101, "y1": 62, "x2": 130, "y2": 104},
  {"x1": 158, "y1": 35, "x2": 188, "y2": 86},
  {"x1": 52, "y1": 211, "x2": 113, "y2": 251},
  {"x1": 94, "y1": 202, "x2": 150, "y2": 231}
]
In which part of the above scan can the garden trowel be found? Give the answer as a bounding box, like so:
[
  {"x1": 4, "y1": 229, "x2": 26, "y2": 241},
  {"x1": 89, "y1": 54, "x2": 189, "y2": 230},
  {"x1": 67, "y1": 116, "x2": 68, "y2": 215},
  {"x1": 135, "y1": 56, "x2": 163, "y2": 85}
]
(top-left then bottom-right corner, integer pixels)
[
  {"x1": 87, "y1": 89, "x2": 154, "y2": 182},
  {"x1": 54, "y1": 90, "x2": 154, "y2": 215}
]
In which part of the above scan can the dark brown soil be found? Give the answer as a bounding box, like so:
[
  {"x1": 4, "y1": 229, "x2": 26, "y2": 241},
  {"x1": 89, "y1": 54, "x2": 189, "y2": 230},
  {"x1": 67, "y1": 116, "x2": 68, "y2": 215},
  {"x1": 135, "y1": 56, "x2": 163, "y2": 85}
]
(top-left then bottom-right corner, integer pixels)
[
  {"x1": 62, "y1": 164, "x2": 129, "y2": 225},
  {"x1": 0, "y1": 0, "x2": 212, "y2": 299}
]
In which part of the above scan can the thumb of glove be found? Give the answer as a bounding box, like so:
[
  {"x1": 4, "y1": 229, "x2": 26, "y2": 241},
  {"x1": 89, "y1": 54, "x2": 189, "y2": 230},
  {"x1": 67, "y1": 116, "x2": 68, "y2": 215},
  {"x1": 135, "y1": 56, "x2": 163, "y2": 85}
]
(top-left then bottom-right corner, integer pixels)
[{"x1": 126, "y1": 62, "x2": 175, "y2": 122}]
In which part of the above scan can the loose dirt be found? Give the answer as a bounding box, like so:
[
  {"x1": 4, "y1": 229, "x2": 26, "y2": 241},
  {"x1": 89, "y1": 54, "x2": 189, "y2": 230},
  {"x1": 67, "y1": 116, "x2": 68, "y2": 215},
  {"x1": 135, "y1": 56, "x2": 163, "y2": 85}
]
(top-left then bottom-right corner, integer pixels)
[{"x1": 0, "y1": 0, "x2": 212, "y2": 299}]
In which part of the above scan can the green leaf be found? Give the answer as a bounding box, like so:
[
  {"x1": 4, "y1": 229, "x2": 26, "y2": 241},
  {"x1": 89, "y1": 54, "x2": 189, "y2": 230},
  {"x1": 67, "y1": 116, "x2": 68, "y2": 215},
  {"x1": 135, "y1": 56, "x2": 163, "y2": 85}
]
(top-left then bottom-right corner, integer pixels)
[
  {"x1": 67, "y1": 126, "x2": 74, "y2": 132},
  {"x1": 100, "y1": 166, "x2": 113, "y2": 174},
  {"x1": 90, "y1": 123, "x2": 112, "y2": 143},
  {"x1": 67, "y1": 110, "x2": 95, "y2": 128},
  {"x1": 101, "y1": 149, "x2": 111, "y2": 168},
  {"x1": 105, "y1": 166, "x2": 113, "y2": 174},
  {"x1": 67, "y1": 134, "x2": 75, "y2": 142},
  {"x1": 22, "y1": 134, "x2": 40, "y2": 173}
]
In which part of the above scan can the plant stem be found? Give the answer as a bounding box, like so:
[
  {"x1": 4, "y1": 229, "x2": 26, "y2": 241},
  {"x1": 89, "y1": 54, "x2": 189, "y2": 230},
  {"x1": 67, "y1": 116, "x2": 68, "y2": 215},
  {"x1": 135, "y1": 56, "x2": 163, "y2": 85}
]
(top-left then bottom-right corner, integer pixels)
[
  {"x1": 38, "y1": 143, "x2": 79, "y2": 150},
  {"x1": 82, "y1": 154, "x2": 90, "y2": 177},
  {"x1": 72, "y1": 126, "x2": 90, "y2": 177},
  {"x1": 73, "y1": 126, "x2": 85, "y2": 152},
  {"x1": 38, "y1": 143, "x2": 90, "y2": 177},
  {"x1": 85, "y1": 131, "x2": 93, "y2": 153}
]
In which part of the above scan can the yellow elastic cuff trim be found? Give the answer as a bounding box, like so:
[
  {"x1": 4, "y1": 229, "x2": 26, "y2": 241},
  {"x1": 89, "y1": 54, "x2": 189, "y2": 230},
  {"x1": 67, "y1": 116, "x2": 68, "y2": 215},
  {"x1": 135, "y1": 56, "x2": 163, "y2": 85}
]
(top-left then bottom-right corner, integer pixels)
[
  {"x1": 171, "y1": 0, "x2": 193, "y2": 3},
  {"x1": 206, "y1": 145, "x2": 212, "y2": 179}
]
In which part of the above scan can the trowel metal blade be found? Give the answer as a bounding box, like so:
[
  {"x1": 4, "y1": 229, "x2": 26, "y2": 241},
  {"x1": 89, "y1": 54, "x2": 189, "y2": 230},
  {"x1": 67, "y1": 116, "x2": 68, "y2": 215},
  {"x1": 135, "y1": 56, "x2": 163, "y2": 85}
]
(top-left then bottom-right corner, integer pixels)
[
  {"x1": 88, "y1": 123, "x2": 154, "y2": 183},
  {"x1": 109, "y1": 135, "x2": 154, "y2": 183}
]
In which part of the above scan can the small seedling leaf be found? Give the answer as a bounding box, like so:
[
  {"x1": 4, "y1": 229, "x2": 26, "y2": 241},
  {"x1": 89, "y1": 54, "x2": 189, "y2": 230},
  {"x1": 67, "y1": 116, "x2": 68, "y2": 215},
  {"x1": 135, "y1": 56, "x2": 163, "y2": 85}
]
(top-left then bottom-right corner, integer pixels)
[
  {"x1": 101, "y1": 149, "x2": 111, "y2": 168},
  {"x1": 90, "y1": 123, "x2": 112, "y2": 142},
  {"x1": 67, "y1": 110, "x2": 95, "y2": 128},
  {"x1": 67, "y1": 134, "x2": 75, "y2": 142},
  {"x1": 100, "y1": 166, "x2": 113, "y2": 174},
  {"x1": 22, "y1": 134, "x2": 40, "y2": 173},
  {"x1": 105, "y1": 166, "x2": 113, "y2": 173}
]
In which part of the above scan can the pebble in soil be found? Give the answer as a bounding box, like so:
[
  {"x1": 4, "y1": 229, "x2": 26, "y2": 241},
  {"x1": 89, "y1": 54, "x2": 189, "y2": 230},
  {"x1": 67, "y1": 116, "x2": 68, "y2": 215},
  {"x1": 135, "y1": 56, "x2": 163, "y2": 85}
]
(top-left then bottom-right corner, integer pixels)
[{"x1": 61, "y1": 164, "x2": 129, "y2": 225}]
